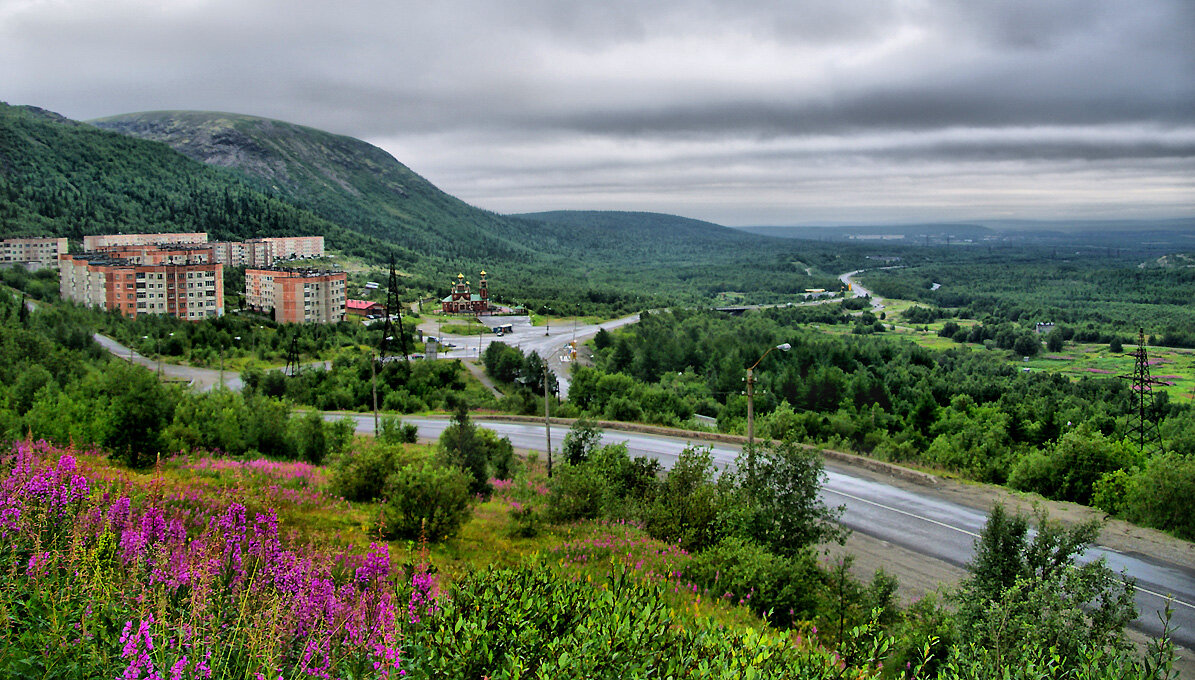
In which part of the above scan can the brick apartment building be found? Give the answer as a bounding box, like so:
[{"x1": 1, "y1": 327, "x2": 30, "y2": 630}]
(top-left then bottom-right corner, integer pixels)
[
  {"x1": 82, "y1": 232, "x2": 208, "y2": 250},
  {"x1": 210, "y1": 236, "x2": 324, "y2": 267},
  {"x1": 246, "y1": 268, "x2": 346, "y2": 324},
  {"x1": 0, "y1": 237, "x2": 69, "y2": 270},
  {"x1": 82, "y1": 232, "x2": 324, "y2": 267},
  {"x1": 93, "y1": 243, "x2": 216, "y2": 265},
  {"x1": 59, "y1": 253, "x2": 223, "y2": 321}
]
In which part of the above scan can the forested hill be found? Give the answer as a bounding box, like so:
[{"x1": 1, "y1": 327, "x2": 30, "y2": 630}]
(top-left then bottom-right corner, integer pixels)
[
  {"x1": 0, "y1": 102, "x2": 347, "y2": 245},
  {"x1": 90, "y1": 110, "x2": 547, "y2": 263},
  {"x1": 515, "y1": 210, "x2": 772, "y2": 264}
]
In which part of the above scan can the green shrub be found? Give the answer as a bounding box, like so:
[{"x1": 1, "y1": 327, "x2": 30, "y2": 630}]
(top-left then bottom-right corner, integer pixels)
[
  {"x1": 381, "y1": 462, "x2": 473, "y2": 541},
  {"x1": 1008, "y1": 427, "x2": 1136, "y2": 505},
  {"x1": 508, "y1": 504, "x2": 540, "y2": 538},
  {"x1": 685, "y1": 536, "x2": 822, "y2": 626},
  {"x1": 545, "y1": 462, "x2": 614, "y2": 523},
  {"x1": 643, "y1": 446, "x2": 727, "y2": 551},
  {"x1": 377, "y1": 415, "x2": 418, "y2": 444},
  {"x1": 1122, "y1": 452, "x2": 1195, "y2": 539},
  {"x1": 328, "y1": 441, "x2": 421, "y2": 502},
  {"x1": 562, "y1": 417, "x2": 603, "y2": 464}
]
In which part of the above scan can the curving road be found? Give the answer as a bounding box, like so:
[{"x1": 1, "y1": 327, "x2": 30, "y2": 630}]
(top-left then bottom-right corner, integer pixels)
[
  {"x1": 839, "y1": 269, "x2": 886, "y2": 312},
  {"x1": 332, "y1": 413, "x2": 1195, "y2": 651}
]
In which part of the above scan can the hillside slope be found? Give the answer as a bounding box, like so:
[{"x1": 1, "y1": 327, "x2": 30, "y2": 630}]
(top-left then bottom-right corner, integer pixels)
[
  {"x1": 90, "y1": 111, "x2": 546, "y2": 263},
  {"x1": 0, "y1": 103, "x2": 343, "y2": 244}
]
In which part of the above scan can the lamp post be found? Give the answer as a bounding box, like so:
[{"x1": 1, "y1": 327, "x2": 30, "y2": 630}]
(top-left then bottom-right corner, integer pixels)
[
  {"x1": 544, "y1": 306, "x2": 551, "y2": 336},
  {"x1": 371, "y1": 351, "x2": 379, "y2": 434},
  {"x1": 544, "y1": 364, "x2": 553, "y2": 478},
  {"x1": 746, "y1": 342, "x2": 791, "y2": 451},
  {"x1": 157, "y1": 331, "x2": 174, "y2": 376}
]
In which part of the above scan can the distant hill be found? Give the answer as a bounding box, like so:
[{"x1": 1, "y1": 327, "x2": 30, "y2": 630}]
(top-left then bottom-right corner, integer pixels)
[
  {"x1": 737, "y1": 220, "x2": 1195, "y2": 252},
  {"x1": 515, "y1": 210, "x2": 772, "y2": 265}
]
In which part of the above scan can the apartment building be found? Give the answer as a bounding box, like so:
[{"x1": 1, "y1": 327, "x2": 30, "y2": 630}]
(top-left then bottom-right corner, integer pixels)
[
  {"x1": 210, "y1": 236, "x2": 324, "y2": 267},
  {"x1": 82, "y1": 232, "x2": 208, "y2": 250},
  {"x1": 246, "y1": 268, "x2": 346, "y2": 324},
  {"x1": 92, "y1": 244, "x2": 216, "y2": 265},
  {"x1": 0, "y1": 237, "x2": 69, "y2": 270},
  {"x1": 59, "y1": 253, "x2": 224, "y2": 321}
]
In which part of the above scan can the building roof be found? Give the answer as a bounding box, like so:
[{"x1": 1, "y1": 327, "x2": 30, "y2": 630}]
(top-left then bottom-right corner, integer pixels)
[{"x1": 346, "y1": 299, "x2": 381, "y2": 311}]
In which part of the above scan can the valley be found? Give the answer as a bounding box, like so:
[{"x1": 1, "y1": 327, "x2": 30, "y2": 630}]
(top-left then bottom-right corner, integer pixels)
[{"x1": 2, "y1": 101, "x2": 1193, "y2": 678}]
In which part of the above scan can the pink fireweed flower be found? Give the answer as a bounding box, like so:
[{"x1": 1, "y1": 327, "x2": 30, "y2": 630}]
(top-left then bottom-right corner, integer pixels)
[
  {"x1": 119, "y1": 615, "x2": 157, "y2": 680},
  {"x1": 356, "y1": 542, "x2": 391, "y2": 586},
  {"x1": 408, "y1": 570, "x2": 441, "y2": 624}
]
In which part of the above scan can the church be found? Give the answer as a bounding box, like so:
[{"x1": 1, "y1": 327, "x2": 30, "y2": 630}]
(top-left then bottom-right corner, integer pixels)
[{"x1": 441, "y1": 271, "x2": 490, "y2": 314}]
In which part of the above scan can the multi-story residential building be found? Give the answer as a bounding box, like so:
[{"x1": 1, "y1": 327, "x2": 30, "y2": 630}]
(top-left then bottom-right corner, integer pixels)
[
  {"x1": 59, "y1": 253, "x2": 223, "y2": 321},
  {"x1": 83, "y1": 233, "x2": 324, "y2": 267},
  {"x1": 257, "y1": 236, "x2": 325, "y2": 262},
  {"x1": 246, "y1": 268, "x2": 346, "y2": 324},
  {"x1": 0, "y1": 237, "x2": 69, "y2": 270},
  {"x1": 82, "y1": 232, "x2": 208, "y2": 251},
  {"x1": 92, "y1": 244, "x2": 216, "y2": 265}
]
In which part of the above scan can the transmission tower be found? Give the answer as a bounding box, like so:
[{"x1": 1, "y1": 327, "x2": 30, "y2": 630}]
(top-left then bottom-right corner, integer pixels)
[
  {"x1": 1119, "y1": 328, "x2": 1165, "y2": 455},
  {"x1": 284, "y1": 335, "x2": 301, "y2": 378},
  {"x1": 378, "y1": 260, "x2": 410, "y2": 363}
]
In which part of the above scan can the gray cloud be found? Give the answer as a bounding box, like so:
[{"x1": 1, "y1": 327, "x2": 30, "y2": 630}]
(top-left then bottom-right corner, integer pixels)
[{"x1": 1, "y1": 0, "x2": 1191, "y2": 224}]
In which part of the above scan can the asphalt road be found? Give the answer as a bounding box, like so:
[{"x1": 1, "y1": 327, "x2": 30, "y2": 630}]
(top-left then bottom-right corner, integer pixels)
[
  {"x1": 335, "y1": 413, "x2": 1195, "y2": 649},
  {"x1": 839, "y1": 269, "x2": 887, "y2": 311}
]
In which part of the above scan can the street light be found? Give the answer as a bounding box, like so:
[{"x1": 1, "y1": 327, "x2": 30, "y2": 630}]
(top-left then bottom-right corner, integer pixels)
[
  {"x1": 157, "y1": 331, "x2": 174, "y2": 376},
  {"x1": 544, "y1": 306, "x2": 551, "y2": 336},
  {"x1": 746, "y1": 342, "x2": 791, "y2": 451}
]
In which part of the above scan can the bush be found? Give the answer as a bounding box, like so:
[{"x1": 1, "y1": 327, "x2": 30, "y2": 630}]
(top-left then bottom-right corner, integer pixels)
[
  {"x1": 1008, "y1": 427, "x2": 1136, "y2": 505},
  {"x1": 562, "y1": 418, "x2": 603, "y2": 465},
  {"x1": 644, "y1": 446, "x2": 727, "y2": 551},
  {"x1": 685, "y1": 536, "x2": 822, "y2": 626},
  {"x1": 1122, "y1": 452, "x2": 1195, "y2": 539},
  {"x1": 328, "y1": 442, "x2": 420, "y2": 502},
  {"x1": 381, "y1": 462, "x2": 473, "y2": 541},
  {"x1": 545, "y1": 462, "x2": 615, "y2": 523},
  {"x1": 377, "y1": 415, "x2": 419, "y2": 444}
]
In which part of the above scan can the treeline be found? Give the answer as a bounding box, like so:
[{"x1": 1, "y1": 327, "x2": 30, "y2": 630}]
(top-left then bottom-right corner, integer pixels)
[
  {"x1": 861, "y1": 257, "x2": 1195, "y2": 347},
  {"x1": 572, "y1": 308, "x2": 1195, "y2": 538},
  {"x1": 0, "y1": 294, "x2": 356, "y2": 467}
]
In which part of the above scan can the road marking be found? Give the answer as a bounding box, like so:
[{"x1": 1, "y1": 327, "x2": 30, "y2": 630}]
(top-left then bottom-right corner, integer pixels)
[
  {"x1": 824, "y1": 487, "x2": 1195, "y2": 612},
  {"x1": 825, "y1": 487, "x2": 981, "y2": 538}
]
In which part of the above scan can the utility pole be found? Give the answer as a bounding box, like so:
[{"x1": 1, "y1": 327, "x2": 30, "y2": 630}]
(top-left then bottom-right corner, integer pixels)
[
  {"x1": 544, "y1": 365, "x2": 553, "y2": 478},
  {"x1": 746, "y1": 367, "x2": 755, "y2": 447},
  {"x1": 371, "y1": 352, "x2": 379, "y2": 434}
]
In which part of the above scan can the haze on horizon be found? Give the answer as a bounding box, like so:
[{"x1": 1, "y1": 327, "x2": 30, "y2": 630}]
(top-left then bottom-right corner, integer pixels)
[{"x1": 2, "y1": 0, "x2": 1192, "y2": 227}]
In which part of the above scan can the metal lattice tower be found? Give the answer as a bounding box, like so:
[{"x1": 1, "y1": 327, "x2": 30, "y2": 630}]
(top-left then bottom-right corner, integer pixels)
[
  {"x1": 378, "y1": 260, "x2": 409, "y2": 363},
  {"x1": 284, "y1": 335, "x2": 301, "y2": 378},
  {"x1": 1119, "y1": 328, "x2": 1165, "y2": 455}
]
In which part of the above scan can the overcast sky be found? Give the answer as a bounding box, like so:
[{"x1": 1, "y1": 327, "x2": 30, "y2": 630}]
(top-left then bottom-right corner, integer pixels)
[{"x1": 3, "y1": 0, "x2": 1193, "y2": 226}]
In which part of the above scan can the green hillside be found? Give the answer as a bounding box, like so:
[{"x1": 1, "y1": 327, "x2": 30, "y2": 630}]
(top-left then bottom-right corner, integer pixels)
[
  {"x1": 91, "y1": 110, "x2": 548, "y2": 263},
  {"x1": 0, "y1": 103, "x2": 344, "y2": 244}
]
